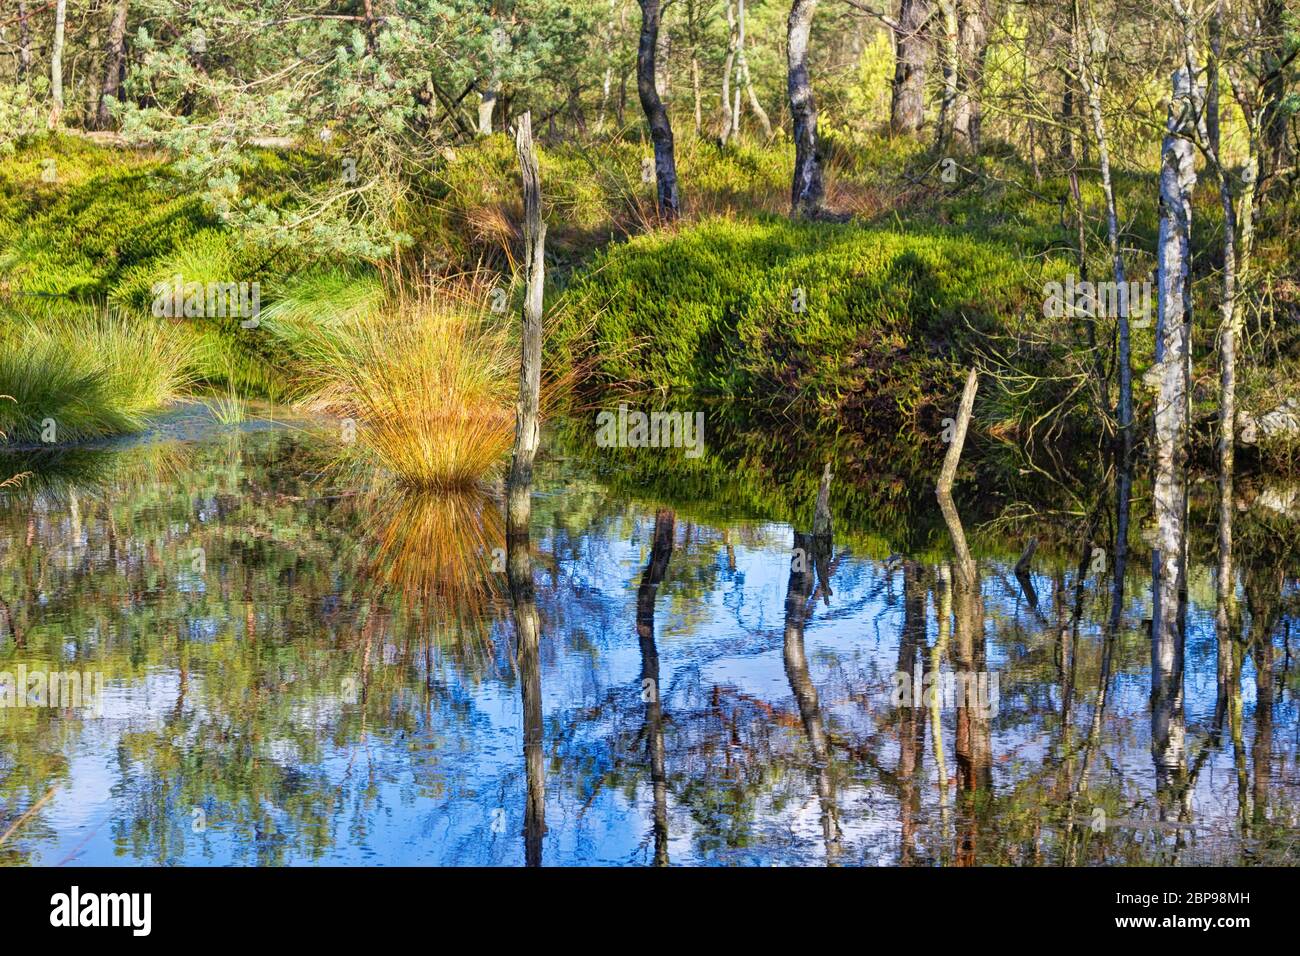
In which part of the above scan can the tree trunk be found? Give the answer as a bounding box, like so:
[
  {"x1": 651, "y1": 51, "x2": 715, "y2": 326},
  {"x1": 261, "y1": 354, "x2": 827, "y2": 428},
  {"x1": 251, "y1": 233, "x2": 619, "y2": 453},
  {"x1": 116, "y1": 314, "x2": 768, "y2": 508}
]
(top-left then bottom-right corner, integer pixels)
[
  {"x1": 1076, "y1": 2, "x2": 1132, "y2": 484},
  {"x1": 890, "y1": 0, "x2": 932, "y2": 135},
  {"x1": 17, "y1": 3, "x2": 32, "y2": 83},
  {"x1": 934, "y1": 0, "x2": 959, "y2": 149},
  {"x1": 937, "y1": 368, "x2": 979, "y2": 587},
  {"x1": 598, "y1": 67, "x2": 613, "y2": 132},
  {"x1": 787, "y1": 0, "x2": 824, "y2": 215},
  {"x1": 737, "y1": 0, "x2": 772, "y2": 139},
  {"x1": 691, "y1": 57, "x2": 702, "y2": 135},
  {"x1": 478, "y1": 90, "x2": 497, "y2": 135},
  {"x1": 1207, "y1": 1, "x2": 1242, "y2": 646},
  {"x1": 479, "y1": 24, "x2": 507, "y2": 136},
  {"x1": 49, "y1": 0, "x2": 67, "y2": 129},
  {"x1": 1150, "y1": 67, "x2": 1198, "y2": 804},
  {"x1": 952, "y1": 0, "x2": 987, "y2": 150},
  {"x1": 95, "y1": 0, "x2": 131, "y2": 131},
  {"x1": 1259, "y1": 0, "x2": 1294, "y2": 186},
  {"x1": 507, "y1": 113, "x2": 546, "y2": 538},
  {"x1": 637, "y1": 0, "x2": 682, "y2": 217},
  {"x1": 720, "y1": 1, "x2": 737, "y2": 143}
]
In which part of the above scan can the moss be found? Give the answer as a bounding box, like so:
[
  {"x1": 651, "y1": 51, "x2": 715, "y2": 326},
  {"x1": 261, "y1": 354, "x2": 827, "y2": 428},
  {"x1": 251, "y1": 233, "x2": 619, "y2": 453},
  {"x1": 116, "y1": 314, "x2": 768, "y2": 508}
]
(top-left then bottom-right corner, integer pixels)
[{"x1": 559, "y1": 215, "x2": 1062, "y2": 487}]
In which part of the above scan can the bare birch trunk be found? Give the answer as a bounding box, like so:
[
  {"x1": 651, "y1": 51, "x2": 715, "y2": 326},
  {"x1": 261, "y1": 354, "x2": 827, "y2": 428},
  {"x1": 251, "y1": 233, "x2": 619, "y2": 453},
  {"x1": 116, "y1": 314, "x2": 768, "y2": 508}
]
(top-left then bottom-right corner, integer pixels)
[
  {"x1": 598, "y1": 67, "x2": 613, "y2": 133},
  {"x1": 720, "y1": 1, "x2": 737, "y2": 143},
  {"x1": 937, "y1": 367, "x2": 979, "y2": 587},
  {"x1": 637, "y1": 0, "x2": 682, "y2": 217},
  {"x1": 1151, "y1": 68, "x2": 1198, "y2": 801},
  {"x1": 478, "y1": 91, "x2": 497, "y2": 135},
  {"x1": 49, "y1": 0, "x2": 67, "y2": 129},
  {"x1": 1208, "y1": 2, "x2": 1241, "y2": 642},
  {"x1": 787, "y1": 0, "x2": 825, "y2": 215},
  {"x1": 737, "y1": 0, "x2": 772, "y2": 139},
  {"x1": 1076, "y1": 2, "x2": 1134, "y2": 589}
]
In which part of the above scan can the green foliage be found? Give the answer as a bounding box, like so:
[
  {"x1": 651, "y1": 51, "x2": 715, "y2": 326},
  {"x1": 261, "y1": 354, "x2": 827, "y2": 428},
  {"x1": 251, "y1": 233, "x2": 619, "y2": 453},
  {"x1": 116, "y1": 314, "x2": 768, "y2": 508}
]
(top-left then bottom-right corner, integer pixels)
[{"x1": 0, "y1": 135, "x2": 217, "y2": 301}]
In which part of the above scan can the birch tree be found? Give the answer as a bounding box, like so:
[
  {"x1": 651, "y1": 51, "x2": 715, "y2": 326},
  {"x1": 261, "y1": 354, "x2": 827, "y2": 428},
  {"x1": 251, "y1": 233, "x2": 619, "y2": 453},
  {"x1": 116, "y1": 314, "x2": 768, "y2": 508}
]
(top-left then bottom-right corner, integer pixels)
[
  {"x1": 788, "y1": 0, "x2": 825, "y2": 214},
  {"x1": 638, "y1": 0, "x2": 682, "y2": 217},
  {"x1": 1150, "y1": 65, "x2": 1198, "y2": 795},
  {"x1": 49, "y1": 0, "x2": 66, "y2": 129}
]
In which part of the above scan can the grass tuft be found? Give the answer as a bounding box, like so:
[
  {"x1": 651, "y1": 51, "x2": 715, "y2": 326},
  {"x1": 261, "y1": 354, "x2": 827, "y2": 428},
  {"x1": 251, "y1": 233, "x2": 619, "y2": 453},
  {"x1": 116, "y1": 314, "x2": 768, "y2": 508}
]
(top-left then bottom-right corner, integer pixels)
[
  {"x1": 291, "y1": 281, "x2": 516, "y2": 490},
  {"x1": 0, "y1": 312, "x2": 196, "y2": 444}
]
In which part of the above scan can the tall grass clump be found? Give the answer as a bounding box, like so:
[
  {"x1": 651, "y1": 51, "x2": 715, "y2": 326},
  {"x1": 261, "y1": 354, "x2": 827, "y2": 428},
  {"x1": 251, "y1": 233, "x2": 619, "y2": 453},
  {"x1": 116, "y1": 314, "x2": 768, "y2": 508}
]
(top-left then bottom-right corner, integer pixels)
[
  {"x1": 290, "y1": 283, "x2": 516, "y2": 489},
  {"x1": 0, "y1": 313, "x2": 195, "y2": 443}
]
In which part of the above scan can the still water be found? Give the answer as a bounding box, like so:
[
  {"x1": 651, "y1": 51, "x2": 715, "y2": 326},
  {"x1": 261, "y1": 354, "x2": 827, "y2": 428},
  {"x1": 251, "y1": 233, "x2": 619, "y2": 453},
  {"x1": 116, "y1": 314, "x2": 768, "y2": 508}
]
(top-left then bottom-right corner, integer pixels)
[{"x1": 0, "y1": 409, "x2": 1296, "y2": 865}]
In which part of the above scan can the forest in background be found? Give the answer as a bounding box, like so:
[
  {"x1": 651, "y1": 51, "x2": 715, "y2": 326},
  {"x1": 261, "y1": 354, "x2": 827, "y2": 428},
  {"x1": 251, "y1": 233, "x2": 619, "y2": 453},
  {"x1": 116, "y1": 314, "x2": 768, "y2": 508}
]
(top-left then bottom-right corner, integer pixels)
[{"x1": 0, "y1": 0, "x2": 1298, "y2": 516}]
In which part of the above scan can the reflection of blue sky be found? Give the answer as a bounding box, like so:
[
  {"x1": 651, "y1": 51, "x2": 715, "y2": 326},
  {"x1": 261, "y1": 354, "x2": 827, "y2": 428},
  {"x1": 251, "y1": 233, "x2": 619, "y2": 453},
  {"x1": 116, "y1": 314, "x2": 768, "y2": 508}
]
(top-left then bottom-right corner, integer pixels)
[{"x1": 1, "y1": 438, "x2": 1296, "y2": 866}]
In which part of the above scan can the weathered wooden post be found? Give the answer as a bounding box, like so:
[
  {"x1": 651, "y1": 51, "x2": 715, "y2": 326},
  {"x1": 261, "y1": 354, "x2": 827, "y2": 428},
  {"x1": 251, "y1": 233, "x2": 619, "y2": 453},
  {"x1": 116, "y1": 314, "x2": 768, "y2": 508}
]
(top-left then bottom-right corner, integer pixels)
[
  {"x1": 937, "y1": 367, "x2": 979, "y2": 588},
  {"x1": 507, "y1": 111, "x2": 546, "y2": 539}
]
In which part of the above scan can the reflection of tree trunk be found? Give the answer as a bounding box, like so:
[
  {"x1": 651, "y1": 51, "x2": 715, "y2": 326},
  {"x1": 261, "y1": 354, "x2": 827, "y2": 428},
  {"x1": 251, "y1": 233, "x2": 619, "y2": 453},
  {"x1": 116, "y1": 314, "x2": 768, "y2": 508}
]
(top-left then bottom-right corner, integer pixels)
[
  {"x1": 1072, "y1": 457, "x2": 1133, "y2": 860},
  {"x1": 782, "y1": 529, "x2": 841, "y2": 862},
  {"x1": 507, "y1": 529, "x2": 545, "y2": 866},
  {"x1": 951, "y1": 560, "x2": 989, "y2": 865},
  {"x1": 1244, "y1": 564, "x2": 1281, "y2": 831},
  {"x1": 507, "y1": 113, "x2": 546, "y2": 538},
  {"x1": 897, "y1": 560, "x2": 928, "y2": 865},
  {"x1": 931, "y1": 565, "x2": 952, "y2": 857},
  {"x1": 1251, "y1": 631, "x2": 1274, "y2": 830},
  {"x1": 1150, "y1": 68, "x2": 1198, "y2": 820},
  {"x1": 637, "y1": 0, "x2": 681, "y2": 218},
  {"x1": 636, "y1": 509, "x2": 675, "y2": 866}
]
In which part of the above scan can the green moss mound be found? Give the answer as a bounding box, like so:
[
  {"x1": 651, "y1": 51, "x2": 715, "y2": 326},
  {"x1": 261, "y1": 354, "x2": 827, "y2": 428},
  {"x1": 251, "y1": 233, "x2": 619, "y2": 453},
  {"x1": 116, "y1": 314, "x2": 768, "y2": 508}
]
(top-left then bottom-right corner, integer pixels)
[{"x1": 560, "y1": 215, "x2": 1060, "y2": 478}]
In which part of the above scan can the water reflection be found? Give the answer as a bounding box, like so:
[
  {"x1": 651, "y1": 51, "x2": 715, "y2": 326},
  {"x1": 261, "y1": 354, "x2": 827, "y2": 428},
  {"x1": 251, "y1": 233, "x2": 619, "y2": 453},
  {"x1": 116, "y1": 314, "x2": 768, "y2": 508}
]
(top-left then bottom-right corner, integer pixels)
[{"x1": 0, "y1": 426, "x2": 1295, "y2": 866}]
